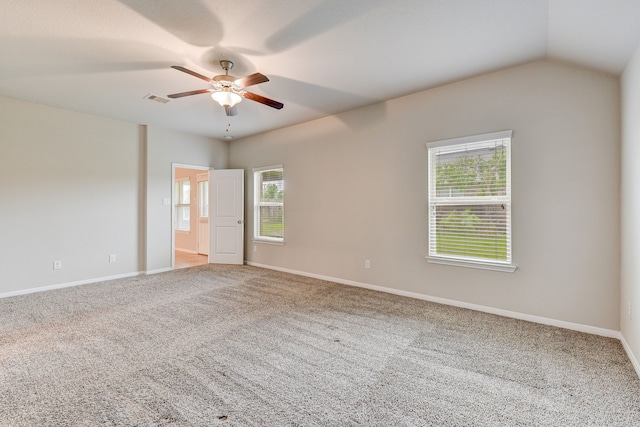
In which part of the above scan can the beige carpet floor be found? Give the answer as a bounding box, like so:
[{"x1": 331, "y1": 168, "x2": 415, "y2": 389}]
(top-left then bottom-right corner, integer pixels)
[{"x1": 1, "y1": 264, "x2": 639, "y2": 426}]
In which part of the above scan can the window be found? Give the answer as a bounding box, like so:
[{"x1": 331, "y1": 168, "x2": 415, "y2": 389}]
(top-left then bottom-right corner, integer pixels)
[
  {"x1": 253, "y1": 166, "x2": 284, "y2": 243},
  {"x1": 198, "y1": 179, "x2": 209, "y2": 218},
  {"x1": 426, "y1": 130, "x2": 515, "y2": 272},
  {"x1": 175, "y1": 178, "x2": 190, "y2": 231}
]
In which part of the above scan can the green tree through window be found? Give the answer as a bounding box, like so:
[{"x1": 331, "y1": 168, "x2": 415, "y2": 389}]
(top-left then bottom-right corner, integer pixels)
[{"x1": 254, "y1": 166, "x2": 284, "y2": 242}]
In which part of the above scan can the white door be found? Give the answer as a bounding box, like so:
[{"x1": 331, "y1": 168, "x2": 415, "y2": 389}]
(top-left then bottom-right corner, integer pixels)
[
  {"x1": 197, "y1": 172, "x2": 209, "y2": 256},
  {"x1": 210, "y1": 169, "x2": 244, "y2": 264}
]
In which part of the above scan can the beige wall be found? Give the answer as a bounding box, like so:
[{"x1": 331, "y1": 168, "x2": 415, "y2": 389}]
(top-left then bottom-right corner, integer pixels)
[
  {"x1": 0, "y1": 97, "x2": 227, "y2": 294},
  {"x1": 621, "y1": 43, "x2": 640, "y2": 372},
  {"x1": 230, "y1": 60, "x2": 621, "y2": 331},
  {"x1": 0, "y1": 97, "x2": 142, "y2": 293}
]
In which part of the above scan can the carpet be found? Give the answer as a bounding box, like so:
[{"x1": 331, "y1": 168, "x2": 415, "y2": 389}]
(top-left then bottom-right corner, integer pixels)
[{"x1": 1, "y1": 264, "x2": 638, "y2": 426}]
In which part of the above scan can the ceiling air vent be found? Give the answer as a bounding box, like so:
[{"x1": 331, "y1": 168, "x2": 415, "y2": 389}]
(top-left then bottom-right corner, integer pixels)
[{"x1": 143, "y1": 94, "x2": 170, "y2": 104}]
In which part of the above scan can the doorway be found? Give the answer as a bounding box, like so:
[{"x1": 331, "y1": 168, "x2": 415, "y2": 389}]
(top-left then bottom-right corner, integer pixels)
[
  {"x1": 171, "y1": 165, "x2": 245, "y2": 269},
  {"x1": 173, "y1": 165, "x2": 209, "y2": 269}
]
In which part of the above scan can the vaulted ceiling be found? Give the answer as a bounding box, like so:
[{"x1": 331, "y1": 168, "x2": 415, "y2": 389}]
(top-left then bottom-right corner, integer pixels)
[{"x1": 1, "y1": 0, "x2": 640, "y2": 140}]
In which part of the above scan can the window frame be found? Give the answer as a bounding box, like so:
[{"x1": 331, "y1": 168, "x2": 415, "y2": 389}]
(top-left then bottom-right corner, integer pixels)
[
  {"x1": 426, "y1": 130, "x2": 516, "y2": 273},
  {"x1": 253, "y1": 165, "x2": 285, "y2": 244}
]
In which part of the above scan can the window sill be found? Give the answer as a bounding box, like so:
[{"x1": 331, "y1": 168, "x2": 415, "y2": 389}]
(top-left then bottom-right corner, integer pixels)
[
  {"x1": 253, "y1": 238, "x2": 284, "y2": 246},
  {"x1": 426, "y1": 256, "x2": 517, "y2": 273}
]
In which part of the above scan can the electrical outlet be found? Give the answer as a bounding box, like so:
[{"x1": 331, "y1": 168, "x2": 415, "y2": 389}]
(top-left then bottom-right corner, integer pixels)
[
  {"x1": 253, "y1": 245, "x2": 257, "y2": 252},
  {"x1": 109, "y1": 254, "x2": 117, "y2": 263},
  {"x1": 53, "y1": 260, "x2": 62, "y2": 270},
  {"x1": 629, "y1": 303, "x2": 632, "y2": 321},
  {"x1": 365, "y1": 259, "x2": 371, "y2": 269}
]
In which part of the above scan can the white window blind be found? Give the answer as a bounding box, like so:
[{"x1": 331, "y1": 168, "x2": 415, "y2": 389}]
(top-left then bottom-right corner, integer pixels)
[
  {"x1": 175, "y1": 178, "x2": 190, "y2": 231},
  {"x1": 253, "y1": 166, "x2": 284, "y2": 243},
  {"x1": 427, "y1": 131, "x2": 515, "y2": 272},
  {"x1": 198, "y1": 180, "x2": 209, "y2": 218}
]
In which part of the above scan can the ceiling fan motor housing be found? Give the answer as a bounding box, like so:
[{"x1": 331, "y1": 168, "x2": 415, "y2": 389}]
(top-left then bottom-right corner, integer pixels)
[
  {"x1": 219, "y1": 60, "x2": 234, "y2": 71},
  {"x1": 212, "y1": 75, "x2": 236, "y2": 86}
]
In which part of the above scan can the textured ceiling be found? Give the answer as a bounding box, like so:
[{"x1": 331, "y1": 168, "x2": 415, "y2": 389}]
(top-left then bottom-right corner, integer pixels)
[{"x1": 1, "y1": 0, "x2": 639, "y2": 140}]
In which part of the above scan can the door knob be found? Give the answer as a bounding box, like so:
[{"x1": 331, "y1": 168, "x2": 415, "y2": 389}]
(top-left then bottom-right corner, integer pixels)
[{"x1": 237, "y1": 220, "x2": 243, "y2": 224}]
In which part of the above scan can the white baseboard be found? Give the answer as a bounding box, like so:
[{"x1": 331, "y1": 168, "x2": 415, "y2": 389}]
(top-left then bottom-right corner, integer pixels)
[
  {"x1": 0, "y1": 271, "x2": 142, "y2": 300},
  {"x1": 246, "y1": 261, "x2": 620, "y2": 339},
  {"x1": 0, "y1": 267, "x2": 183, "y2": 300},
  {"x1": 620, "y1": 334, "x2": 640, "y2": 379},
  {"x1": 3, "y1": 261, "x2": 636, "y2": 379},
  {"x1": 246, "y1": 262, "x2": 640, "y2": 382}
]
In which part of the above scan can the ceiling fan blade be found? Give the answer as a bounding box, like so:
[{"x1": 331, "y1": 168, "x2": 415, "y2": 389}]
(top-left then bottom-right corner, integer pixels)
[
  {"x1": 167, "y1": 88, "x2": 213, "y2": 99},
  {"x1": 170, "y1": 65, "x2": 212, "y2": 83},
  {"x1": 242, "y1": 91, "x2": 284, "y2": 109},
  {"x1": 234, "y1": 72, "x2": 269, "y2": 88},
  {"x1": 225, "y1": 105, "x2": 238, "y2": 116}
]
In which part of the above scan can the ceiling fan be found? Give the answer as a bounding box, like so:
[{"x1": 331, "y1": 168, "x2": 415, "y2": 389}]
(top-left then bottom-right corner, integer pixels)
[{"x1": 167, "y1": 60, "x2": 284, "y2": 116}]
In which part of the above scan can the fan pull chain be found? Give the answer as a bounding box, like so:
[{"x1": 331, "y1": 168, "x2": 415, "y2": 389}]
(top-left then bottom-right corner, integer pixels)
[{"x1": 224, "y1": 123, "x2": 233, "y2": 140}]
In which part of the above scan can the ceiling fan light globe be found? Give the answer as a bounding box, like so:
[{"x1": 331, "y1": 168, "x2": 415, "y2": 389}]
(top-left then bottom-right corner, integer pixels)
[{"x1": 211, "y1": 91, "x2": 242, "y2": 108}]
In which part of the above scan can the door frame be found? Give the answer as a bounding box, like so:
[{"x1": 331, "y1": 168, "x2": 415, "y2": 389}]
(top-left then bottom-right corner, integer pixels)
[
  {"x1": 171, "y1": 163, "x2": 211, "y2": 269},
  {"x1": 196, "y1": 171, "x2": 210, "y2": 257}
]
